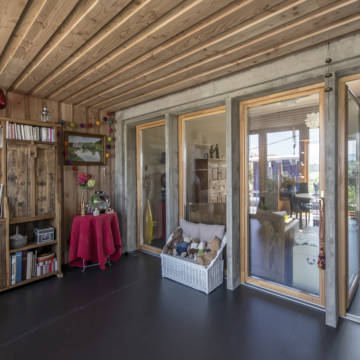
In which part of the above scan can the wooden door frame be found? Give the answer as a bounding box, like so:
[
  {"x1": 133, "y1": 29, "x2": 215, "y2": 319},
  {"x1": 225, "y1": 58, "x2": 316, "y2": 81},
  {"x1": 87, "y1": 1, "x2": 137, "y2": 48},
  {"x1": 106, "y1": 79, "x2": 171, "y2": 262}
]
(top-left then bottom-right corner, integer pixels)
[
  {"x1": 338, "y1": 73, "x2": 360, "y2": 316},
  {"x1": 178, "y1": 105, "x2": 226, "y2": 220},
  {"x1": 239, "y1": 83, "x2": 326, "y2": 306},
  {"x1": 136, "y1": 119, "x2": 166, "y2": 254}
]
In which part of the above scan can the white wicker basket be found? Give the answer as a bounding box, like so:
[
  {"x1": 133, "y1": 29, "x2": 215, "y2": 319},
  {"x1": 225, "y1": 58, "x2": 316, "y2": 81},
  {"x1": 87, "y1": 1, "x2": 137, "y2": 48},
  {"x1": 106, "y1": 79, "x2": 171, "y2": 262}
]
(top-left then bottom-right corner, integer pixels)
[{"x1": 161, "y1": 230, "x2": 226, "y2": 294}]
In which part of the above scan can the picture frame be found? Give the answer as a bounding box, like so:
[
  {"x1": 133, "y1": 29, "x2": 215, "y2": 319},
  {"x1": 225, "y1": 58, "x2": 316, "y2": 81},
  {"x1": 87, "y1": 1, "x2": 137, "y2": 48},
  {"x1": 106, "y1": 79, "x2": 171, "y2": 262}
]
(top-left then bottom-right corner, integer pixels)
[{"x1": 64, "y1": 132, "x2": 106, "y2": 165}]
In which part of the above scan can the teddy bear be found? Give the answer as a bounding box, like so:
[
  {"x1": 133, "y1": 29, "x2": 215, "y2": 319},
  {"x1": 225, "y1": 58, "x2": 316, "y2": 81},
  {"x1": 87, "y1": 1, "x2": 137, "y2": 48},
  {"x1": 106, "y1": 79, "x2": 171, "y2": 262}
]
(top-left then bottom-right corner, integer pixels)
[
  {"x1": 176, "y1": 236, "x2": 192, "y2": 257},
  {"x1": 196, "y1": 236, "x2": 221, "y2": 266},
  {"x1": 188, "y1": 239, "x2": 200, "y2": 259},
  {"x1": 163, "y1": 228, "x2": 183, "y2": 255}
]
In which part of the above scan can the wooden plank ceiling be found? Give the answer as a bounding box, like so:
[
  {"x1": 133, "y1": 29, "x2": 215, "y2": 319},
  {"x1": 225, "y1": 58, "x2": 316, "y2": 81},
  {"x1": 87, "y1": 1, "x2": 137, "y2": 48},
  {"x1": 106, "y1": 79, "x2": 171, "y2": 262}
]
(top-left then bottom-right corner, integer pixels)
[{"x1": 0, "y1": 0, "x2": 360, "y2": 112}]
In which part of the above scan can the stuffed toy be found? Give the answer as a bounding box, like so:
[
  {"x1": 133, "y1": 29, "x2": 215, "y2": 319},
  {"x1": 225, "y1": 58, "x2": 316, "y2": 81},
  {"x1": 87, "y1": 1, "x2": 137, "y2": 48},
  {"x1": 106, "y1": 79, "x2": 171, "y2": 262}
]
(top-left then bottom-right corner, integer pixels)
[
  {"x1": 196, "y1": 236, "x2": 221, "y2": 266},
  {"x1": 197, "y1": 241, "x2": 206, "y2": 255},
  {"x1": 188, "y1": 239, "x2": 200, "y2": 259},
  {"x1": 176, "y1": 236, "x2": 192, "y2": 257},
  {"x1": 163, "y1": 228, "x2": 183, "y2": 254}
]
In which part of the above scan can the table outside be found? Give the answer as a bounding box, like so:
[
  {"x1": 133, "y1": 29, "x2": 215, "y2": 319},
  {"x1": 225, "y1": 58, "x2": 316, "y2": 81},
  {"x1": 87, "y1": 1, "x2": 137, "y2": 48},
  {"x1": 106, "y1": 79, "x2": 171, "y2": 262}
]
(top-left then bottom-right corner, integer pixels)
[
  {"x1": 69, "y1": 213, "x2": 122, "y2": 270},
  {"x1": 295, "y1": 193, "x2": 320, "y2": 227}
]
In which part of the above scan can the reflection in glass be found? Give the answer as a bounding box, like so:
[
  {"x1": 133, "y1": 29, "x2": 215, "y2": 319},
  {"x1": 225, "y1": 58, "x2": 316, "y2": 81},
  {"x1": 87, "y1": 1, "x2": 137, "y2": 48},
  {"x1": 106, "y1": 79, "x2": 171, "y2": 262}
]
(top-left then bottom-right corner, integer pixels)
[
  {"x1": 346, "y1": 82, "x2": 360, "y2": 315},
  {"x1": 139, "y1": 124, "x2": 166, "y2": 250},
  {"x1": 247, "y1": 93, "x2": 321, "y2": 295},
  {"x1": 182, "y1": 111, "x2": 226, "y2": 224}
]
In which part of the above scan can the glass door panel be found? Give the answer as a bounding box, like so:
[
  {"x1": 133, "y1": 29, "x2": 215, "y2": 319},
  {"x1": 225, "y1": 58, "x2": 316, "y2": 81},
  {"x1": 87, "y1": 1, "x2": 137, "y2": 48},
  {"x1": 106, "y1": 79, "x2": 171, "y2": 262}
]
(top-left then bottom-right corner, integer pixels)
[
  {"x1": 243, "y1": 87, "x2": 325, "y2": 305},
  {"x1": 137, "y1": 121, "x2": 166, "y2": 253},
  {"x1": 345, "y1": 81, "x2": 360, "y2": 316}
]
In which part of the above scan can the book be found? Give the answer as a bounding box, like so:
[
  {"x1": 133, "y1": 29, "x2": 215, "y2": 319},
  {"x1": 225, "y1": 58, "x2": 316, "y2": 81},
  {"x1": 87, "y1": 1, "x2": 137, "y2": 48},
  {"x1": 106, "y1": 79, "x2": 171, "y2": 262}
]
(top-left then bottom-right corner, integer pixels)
[
  {"x1": 22, "y1": 251, "x2": 27, "y2": 281},
  {"x1": 26, "y1": 252, "x2": 33, "y2": 280},
  {"x1": 15, "y1": 252, "x2": 22, "y2": 284},
  {"x1": 11, "y1": 255, "x2": 16, "y2": 285}
]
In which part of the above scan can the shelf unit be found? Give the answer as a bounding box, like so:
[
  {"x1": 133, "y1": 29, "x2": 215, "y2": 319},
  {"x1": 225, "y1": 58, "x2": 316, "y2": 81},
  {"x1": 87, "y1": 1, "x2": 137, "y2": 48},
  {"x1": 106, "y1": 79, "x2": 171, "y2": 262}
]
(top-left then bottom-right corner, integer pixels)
[{"x1": 0, "y1": 117, "x2": 62, "y2": 292}]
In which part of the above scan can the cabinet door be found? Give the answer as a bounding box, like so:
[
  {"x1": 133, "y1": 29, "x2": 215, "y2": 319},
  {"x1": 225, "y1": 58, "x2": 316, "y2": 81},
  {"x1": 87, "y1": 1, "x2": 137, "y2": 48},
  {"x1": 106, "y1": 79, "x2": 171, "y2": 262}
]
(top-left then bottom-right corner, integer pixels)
[
  {"x1": 6, "y1": 143, "x2": 32, "y2": 218},
  {"x1": 35, "y1": 145, "x2": 56, "y2": 216}
]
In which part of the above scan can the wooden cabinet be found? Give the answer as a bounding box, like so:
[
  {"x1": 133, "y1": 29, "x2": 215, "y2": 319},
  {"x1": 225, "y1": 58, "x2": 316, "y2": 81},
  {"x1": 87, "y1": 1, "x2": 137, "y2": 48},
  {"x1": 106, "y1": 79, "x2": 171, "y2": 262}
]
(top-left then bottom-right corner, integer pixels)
[
  {"x1": 0, "y1": 117, "x2": 62, "y2": 292},
  {"x1": 6, "y1": 143, "x2": 56, "y2": 219},
  {"x1": 195, "y1": 158, "x2": 226, "y2": 203}
]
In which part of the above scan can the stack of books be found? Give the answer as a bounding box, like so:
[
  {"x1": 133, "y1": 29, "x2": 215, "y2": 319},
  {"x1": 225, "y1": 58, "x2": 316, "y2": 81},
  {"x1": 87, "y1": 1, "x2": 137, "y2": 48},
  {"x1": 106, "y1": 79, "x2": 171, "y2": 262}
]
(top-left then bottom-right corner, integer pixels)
[
  {"x1": 10, "y1": 251, "x2": 57, "y2": 285},
  {"x1": 6, "y1": 122, "x2": 55, "y2": 142}
]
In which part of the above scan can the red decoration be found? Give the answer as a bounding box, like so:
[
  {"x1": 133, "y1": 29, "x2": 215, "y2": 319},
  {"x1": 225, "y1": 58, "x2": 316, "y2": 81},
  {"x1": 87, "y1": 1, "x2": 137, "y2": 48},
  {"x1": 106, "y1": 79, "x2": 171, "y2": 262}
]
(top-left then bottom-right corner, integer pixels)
[
  {"x1": 0, "y1": 89, "x2": 7, "y2": 110},
  {"x1": 109, "y1": 128, "x2": 113, "y2": 133},
  {"x1": 63, "y1": 150, "x2": 68, "y2": 156},
  {"x1": 88, "y1": 123, "x2": 93, "y2": 128},
  {"x1": 72, "y1": 166, "x2": 78, "y2": 172},
  {"x1": 106, "y1": 112, "x2": 111, "y2": 116}
]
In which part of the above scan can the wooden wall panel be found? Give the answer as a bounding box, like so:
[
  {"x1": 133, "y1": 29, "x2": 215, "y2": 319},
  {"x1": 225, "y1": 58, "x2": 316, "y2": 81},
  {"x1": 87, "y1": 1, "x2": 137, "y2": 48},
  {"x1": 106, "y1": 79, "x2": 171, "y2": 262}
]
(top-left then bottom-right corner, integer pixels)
[{"x1": 3, "y1": 92, "x2": 115, "y2": 263}]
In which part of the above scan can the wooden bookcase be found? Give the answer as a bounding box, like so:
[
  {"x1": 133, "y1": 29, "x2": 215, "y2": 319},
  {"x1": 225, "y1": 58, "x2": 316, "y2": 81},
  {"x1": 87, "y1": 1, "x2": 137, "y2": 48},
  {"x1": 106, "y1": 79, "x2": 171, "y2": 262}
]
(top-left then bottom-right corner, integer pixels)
[{"x1": 0, "y1": 117, "x2": 62, "y2": 292}]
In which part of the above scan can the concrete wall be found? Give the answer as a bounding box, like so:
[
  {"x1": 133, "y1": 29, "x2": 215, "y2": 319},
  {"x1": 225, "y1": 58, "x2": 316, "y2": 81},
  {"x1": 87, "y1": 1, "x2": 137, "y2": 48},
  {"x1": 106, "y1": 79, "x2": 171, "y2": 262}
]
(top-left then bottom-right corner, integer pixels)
[{"x1": 115, "y1": 32, "x2": 360, "y2": 327}]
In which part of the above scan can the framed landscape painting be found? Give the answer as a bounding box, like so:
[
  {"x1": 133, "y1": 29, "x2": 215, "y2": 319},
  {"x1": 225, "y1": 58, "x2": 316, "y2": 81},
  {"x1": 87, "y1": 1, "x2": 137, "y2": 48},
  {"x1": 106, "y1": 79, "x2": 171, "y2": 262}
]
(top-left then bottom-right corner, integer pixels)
[{"x1": 64, "y1": 132, "x2": 106, "y2": 165}]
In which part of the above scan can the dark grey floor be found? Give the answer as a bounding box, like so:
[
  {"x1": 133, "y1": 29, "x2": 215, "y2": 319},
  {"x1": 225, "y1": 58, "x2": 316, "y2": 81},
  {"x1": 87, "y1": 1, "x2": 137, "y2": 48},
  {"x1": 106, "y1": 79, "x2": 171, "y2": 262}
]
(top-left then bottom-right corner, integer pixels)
[
  {"x1": 0, "y1": 252, "x2": 359, "y2": 360},
  {"x1": 348, "y1": 283, "x2": 360, "y2": 316}
]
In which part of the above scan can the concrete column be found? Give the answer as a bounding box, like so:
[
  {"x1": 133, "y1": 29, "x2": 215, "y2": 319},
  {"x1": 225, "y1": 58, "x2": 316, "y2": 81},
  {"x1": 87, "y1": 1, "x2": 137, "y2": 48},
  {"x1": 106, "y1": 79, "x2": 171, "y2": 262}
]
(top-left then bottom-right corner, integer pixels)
[
  {"x1": 165, "y1": 114, "x2": 179, "y2": 238},
  {"x1": 124, "y1": 123, "x2": 138, "y2": 252},
  {"x1": 225, "y1": 97, "x2": 241, "y2": 290},
  {"x1": 325, "y1": 73, "x2": 338, "y2": 327}
]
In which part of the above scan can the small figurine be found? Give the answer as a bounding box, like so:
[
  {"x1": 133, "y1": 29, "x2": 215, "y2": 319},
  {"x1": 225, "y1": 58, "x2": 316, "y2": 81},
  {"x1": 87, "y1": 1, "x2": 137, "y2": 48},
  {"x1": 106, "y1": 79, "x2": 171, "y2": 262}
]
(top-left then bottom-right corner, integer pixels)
[
  {"x1": 215, "y1": 144, "x2": 219, "y2": 159},
  {"x1": 41, "y1": 106, "x2": 50, "y2": 122},
  {"x1": 209, "y1": 145, "x2": 214, "y2": 158}
]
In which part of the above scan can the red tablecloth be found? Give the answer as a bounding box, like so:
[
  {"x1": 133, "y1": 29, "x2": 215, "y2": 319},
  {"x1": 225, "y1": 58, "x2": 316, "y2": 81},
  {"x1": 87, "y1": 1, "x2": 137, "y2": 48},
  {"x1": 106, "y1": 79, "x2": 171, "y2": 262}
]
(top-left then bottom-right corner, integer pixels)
[{"x1": 69, "y1": 213, "x2": 122, "y2": 270}]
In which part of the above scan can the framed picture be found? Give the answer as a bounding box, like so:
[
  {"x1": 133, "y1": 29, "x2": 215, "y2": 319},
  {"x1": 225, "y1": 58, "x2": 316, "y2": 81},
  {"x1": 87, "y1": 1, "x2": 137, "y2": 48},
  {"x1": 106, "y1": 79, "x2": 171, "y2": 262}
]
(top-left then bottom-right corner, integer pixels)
[{"x1": 64, "y1": 132, "x2": 106, "y2": 165}]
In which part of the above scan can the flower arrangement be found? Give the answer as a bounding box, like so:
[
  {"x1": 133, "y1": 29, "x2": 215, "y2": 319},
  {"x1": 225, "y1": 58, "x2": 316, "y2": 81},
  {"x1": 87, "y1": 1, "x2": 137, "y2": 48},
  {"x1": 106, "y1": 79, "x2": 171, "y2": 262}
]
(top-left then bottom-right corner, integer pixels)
[{"x1": 77, "y1": 172, "x2": 95, "y2": 188}]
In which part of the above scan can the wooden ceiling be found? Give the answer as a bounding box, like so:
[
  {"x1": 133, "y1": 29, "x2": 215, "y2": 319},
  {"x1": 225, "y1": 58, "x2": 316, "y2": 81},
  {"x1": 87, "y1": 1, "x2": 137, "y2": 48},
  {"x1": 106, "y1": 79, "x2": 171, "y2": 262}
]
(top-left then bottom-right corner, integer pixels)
[{"x1": 1, "y1": 0, "x2": 360, "y2": 112}]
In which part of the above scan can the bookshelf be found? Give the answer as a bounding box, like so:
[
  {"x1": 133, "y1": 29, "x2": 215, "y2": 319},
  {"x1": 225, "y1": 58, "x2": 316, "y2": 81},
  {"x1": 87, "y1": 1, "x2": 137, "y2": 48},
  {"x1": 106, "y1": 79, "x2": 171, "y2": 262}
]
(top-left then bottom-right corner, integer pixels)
[{"x1": 0, "y1": 117, "x2": 62, "y2": 292}]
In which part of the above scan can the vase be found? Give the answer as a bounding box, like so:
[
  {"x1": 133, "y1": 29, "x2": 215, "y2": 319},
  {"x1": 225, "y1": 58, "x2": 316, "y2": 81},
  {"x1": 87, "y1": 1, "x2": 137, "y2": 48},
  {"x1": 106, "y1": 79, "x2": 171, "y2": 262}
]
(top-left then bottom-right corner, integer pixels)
[
  {"x1": 80, "y1": 190, "x2": 86, "y2": 216},
  {"x1": 143, "y1": 199, "x2": 153, "y2": 245}
]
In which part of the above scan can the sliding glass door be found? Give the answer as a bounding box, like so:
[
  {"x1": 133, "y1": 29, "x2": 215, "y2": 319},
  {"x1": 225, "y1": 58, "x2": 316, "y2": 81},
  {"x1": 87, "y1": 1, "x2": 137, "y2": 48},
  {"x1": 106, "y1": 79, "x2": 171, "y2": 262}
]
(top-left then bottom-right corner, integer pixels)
[
  {"x1": 240, "y1": 85, "x2": 325, "y2": 305},
  {"x1": 339, "y1": 74, "x2": 360, "y2": 318},
  {"x1": 136, "y1": 120, "x2": 166, "y2": 253},
  {"x1": 179, "y1": 106, "x2": 226, "y2": 225}
]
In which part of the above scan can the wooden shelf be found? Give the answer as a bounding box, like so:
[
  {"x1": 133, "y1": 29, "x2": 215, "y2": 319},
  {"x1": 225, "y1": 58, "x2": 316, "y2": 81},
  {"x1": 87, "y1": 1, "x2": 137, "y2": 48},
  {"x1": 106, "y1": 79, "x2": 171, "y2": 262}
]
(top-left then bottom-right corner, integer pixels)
[
  {"x1": 0, "y1": 117, "x2": 61, "y2": 128},
  {"x1": 6, "y1": 139, "x2": 56, "y2": 146},
  {"x1": 1, "y1": 272, "x2": 59, "y2": 292},
  {"x1": 0, "y1": 219, "x2": 6, "y2": 223},
  {"x1": 10, "y1": 214, "x2": 55, "y2": 224},
  {"x1": 10, "y1": 240, "x2": 57, "y2": 253}
]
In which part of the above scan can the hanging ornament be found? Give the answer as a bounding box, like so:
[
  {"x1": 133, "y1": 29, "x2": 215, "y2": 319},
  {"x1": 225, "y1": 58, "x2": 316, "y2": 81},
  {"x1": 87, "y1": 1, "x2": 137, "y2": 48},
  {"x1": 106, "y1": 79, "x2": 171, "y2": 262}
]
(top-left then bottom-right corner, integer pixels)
[
  {"x1": 109, "y1": 128, "x2": 114, "y2": 133},
  {"x1": 80, "y1": 123, "x2": 85, "y2": 128},
  {"x1": 106, "y1": 144, "x2": 111, "y2": 150},
  {"x1": 64, "y1": 141, "x2": 68, "y2": 147},
  {"x1": 57, "y1": 131, "x2": 61, "y2": 137},
  {"x1": 0, "y1": 89, "x2": 7, "y2": 110},
  {"x1": 70, "y1": 122, "x2": 76, "y2": 128},
  {"x1": 88, "y1": 123, "x2": 93, "y2": 128},
  {"x1": 60, "y1": 120, "x2": 66, "y2": 126},
  {"x1": 105, "y1": 153, "x2": 110, "y2": 159},
  {"x1": 103, "y1": 116, "x2": 108, "y2": 122},
  {"x1": 63, "y1": 150, "x2": 68, "y2": 156},
  {"x1": 96, "y1": 120, "x2": 101, "y2": 126},
  {"x1": 66, "y1": 159, "x2": 72, "y2": 165},
  {"x1": 109, "y1": 119, "x2": 114, "y2": 125},
  {"x1": 72, "y1": 166, "x2": 78, "y2": 172},
  {"x1": 107, "y1": 136, "x2": 112, "y2": 142},
  {"x1": 106, "y1": 112, "x2": 112, "y2": 116}
]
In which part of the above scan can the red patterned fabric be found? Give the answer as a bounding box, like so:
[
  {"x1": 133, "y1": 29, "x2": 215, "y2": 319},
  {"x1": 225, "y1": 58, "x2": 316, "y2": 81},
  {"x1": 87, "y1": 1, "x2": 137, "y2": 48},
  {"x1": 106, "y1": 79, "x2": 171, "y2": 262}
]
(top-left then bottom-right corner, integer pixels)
[{"x1": 69, "y1": 213, "x2": 122, "y2": 270}]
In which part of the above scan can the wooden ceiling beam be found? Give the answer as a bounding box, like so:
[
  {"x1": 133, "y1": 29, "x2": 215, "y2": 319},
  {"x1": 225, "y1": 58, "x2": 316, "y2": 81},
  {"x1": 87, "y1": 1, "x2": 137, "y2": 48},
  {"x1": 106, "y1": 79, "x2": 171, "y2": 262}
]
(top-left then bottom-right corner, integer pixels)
[
  {"x1": 65, "y1": 0, "x2": 300, "y2": 105},
  {"x1": 75, "y1": 0, "x2": 344, "y2": 108},
  {"x1": 89, "y1": 1, "x2": 359, "y2": 110},
  {"x1": 0, "y1": 0, "x2": 28, "y2": 56},
  {"x1": 29, "y1": 0, "x2": 186, "y2": 98},
  {"x1": 99, "y1": 14, "x2": 360, "y2": 112},
  {"x1": 11, "y1": 0, "x2": 132, "y2": 94},
  {"x1": 47, "y1": 0, "x2": 234, "y2": 101},
  {"x1": 0, "y1": 0, "x2": 79, "y2": 89}
]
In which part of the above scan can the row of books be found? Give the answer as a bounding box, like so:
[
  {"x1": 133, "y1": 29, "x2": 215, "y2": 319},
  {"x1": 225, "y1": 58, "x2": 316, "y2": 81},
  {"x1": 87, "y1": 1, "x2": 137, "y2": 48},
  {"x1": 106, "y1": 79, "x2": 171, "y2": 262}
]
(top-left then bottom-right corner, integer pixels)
[
  {"x1": 6, "y1": 122, "x2": 55, "y2": 142},
  {"x1": 11, "y1": 251, "x2": 58, "y2": 285}
]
